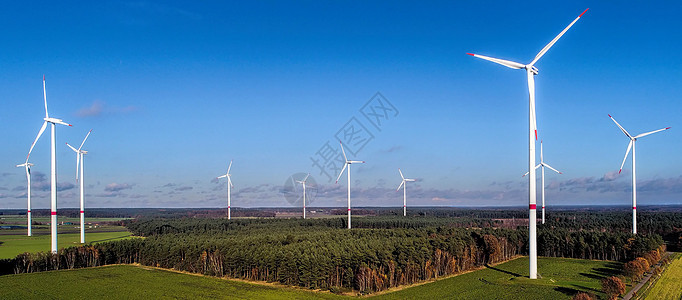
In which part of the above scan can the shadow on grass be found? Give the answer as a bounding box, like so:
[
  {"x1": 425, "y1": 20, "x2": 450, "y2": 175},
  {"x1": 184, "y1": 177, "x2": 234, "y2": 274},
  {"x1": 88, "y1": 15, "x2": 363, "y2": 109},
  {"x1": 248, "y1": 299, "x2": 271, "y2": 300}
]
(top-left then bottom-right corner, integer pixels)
[
  {"x1": 570, "y1": 283, "x2": 602, "y2": 294},
  {"x1": 554, "y1": 286, "x2": 580, "y2": 297},
  {"x1": 485, "y1": 264, "x2": 522, "y2": 277}
]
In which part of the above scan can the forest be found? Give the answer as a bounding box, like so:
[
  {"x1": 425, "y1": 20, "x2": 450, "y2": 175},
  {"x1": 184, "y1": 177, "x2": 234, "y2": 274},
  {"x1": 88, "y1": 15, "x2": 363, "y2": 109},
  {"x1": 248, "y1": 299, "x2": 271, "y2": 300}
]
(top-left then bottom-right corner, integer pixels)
[{"x1": 2, "y1": 209, "x2": 680, "y2": 294}]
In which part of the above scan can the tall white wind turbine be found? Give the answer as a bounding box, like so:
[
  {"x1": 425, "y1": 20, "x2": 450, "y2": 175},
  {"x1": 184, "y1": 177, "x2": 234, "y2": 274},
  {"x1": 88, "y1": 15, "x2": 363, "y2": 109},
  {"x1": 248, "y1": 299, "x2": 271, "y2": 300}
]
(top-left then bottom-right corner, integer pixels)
[
  {"x1": 609, "y1": 114, "x2": 670, "y2": 235},
  {"x1": 335, "y1": 141, "x2": 364, "y2": 229},
  {"x1": 468, "y1": 9, "x2": 587, "y2": 279},
  {"x1": 66, "y1": 129, "x2": 92, "y2": 244},
  {"x1": 16, "y1": 161, "x2": 34, "y2": 236},
  {"x1": 296, "y1": 173, "x2": 311, "y2": 219},
  {"x1": 217, "y1": 160, "x2": 234, "y2": 219},
  {"x1": 396, "y1": 168, "x2": 416, "y2": 217},
  {"x1": 28, "y1": 75, "x2": 72, "y2": 253},
  {"x1": 523, "y1": 141, "x2": 562, "y2": 224}
]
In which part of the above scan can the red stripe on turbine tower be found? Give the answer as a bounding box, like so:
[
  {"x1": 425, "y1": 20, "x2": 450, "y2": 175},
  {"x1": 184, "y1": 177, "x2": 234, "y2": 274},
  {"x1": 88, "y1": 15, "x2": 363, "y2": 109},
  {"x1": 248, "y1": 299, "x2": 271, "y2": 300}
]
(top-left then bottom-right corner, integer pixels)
[
  {"x1": 529, "y1": 204, "x2": 537, "y2": 209},
  {"x1": 51, "y1": 212, "x2": 57, "y2": 215},
  {"x1": 80, "y1": 211, "x2": 84, "y2": 213},
  {"x1": 633, "y1": 207, "x2": 636, "y2": 210}
]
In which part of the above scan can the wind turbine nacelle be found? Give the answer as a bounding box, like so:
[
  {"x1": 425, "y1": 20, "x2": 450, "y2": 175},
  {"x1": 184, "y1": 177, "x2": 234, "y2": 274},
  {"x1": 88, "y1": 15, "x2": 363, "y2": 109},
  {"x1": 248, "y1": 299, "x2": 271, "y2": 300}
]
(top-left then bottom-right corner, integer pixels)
[{"x1": 526, "y1": 65, "x2": 539, "y2": 75}]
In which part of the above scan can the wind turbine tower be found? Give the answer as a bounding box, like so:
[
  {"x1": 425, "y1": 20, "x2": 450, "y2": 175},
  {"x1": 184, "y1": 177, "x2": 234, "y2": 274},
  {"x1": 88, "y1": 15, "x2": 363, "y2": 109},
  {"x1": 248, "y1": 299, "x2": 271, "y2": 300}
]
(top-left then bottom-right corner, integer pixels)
[
  {"x1": 335, "y1": 141, "x2": 364, "y2": 229},
  {"x1": 609, "y1": 114, "x2": 670, "y2": 234},
  {"x1": 468, "y1": 9, "x2": 588, "y2": 279},
  {"x1": 296, "y1": 173, "x2": 311, "y2": 219},
  {"x1": 523, "y1": 141, "x2": 562, "y2": 224},
  {"x1": 28, "y1": 75, "x2": 72, "y2": 253},
  {"x1": 397, "y1": 168, "x2": 416, "y2": 217},
  {"x1": 217, "y1": 160, "x2": 234, "y2": 219},
  {"x1": 67, "y1": 129, "x2": 92, "y2": 244},
  {"x1": 16, "y1": 161, "x2": 34, "y2": 236}
]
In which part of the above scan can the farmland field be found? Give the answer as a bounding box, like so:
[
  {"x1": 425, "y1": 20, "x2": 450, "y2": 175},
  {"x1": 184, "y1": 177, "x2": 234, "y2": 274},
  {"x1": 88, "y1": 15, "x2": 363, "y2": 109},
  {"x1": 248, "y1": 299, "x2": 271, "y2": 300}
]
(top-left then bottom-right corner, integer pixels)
[
  {"x1": 0, "y1": 264, "x2": 345, "y2": 299},
  {"x1": 374, "y1": 257, "x2": 625, "y2": 299},
  {"x1": 0, "y1": 257, "x2": 627, "y2": 299},
  {"x1": 0, "y1": 227, "x2": 132, "y2": 259},
  {"x1": 643, "y1": 253, "x2": 682, "y2": 300}
]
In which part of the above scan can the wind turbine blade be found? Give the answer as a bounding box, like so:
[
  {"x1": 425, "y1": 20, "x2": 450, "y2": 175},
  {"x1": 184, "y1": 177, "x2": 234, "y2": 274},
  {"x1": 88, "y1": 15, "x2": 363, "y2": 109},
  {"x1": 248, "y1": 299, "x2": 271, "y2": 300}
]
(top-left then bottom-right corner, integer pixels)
[
  {"x1": 349, "y1": 160, "x2": 365, "y2": 164},
  {"x1": 228, "y1": 177, "x2": 233, "y2": 188},
  {"x1": 78, "y1": 129, "x2": 92, "y2": 150},
  {"x1": 339, "y1": 141, "x2": 348, "y2": 161},
  {"x1": 608, "y1": 114, "x2": 633, "y2": 138},
  {"x1": 227, "y1": 160, "x2": 233, "y2": 175},
  {"x1": 27, "y1": 121, "x2": 48, "y2": 160},
  {"x1": 634, "y1": 127, "x2": 671, "y2": 139},
  {"x1": 522, "y1": 163, "x2": 541, "y2": 177},
  {"x1": 217, "y1": 174, "x2": 228, "y2": 179},
  {"x1": 302, "y1": 173, "x2": 310, "y2": 182},
  {"x1": 467, "y1": 53, "x2": 525, "y2": 69},
  {"x1": 529, "y1": 8, "x2": 589, "y2": 66},
  {"x1": 43, "y1": 75, "x2": 49, "y2": 118},
  {"x1": 540, "y1": 141, "x2": 544, "y2": 162},
  {"x1": 335, "y1": 163, "x2": 348, "y2": 184},
  {"x1": 399, "y1": 168, "x2": 405, "y2": 180},
  {"x1": 55, "y1": 120, "x2": 72, "y2": 127},
  {"x1": 527, "y1": 69, "x2": 537, "y2": 139},
  {"x1": 619, "y1": 140, "x2": 633, "y2": 174},
  {"x1": 397, "y1": 180, "x2": 405, "y2": 191},
  {"x1": 66, "y1": 143, "x2": 78, "y2": 152},
  {"x1": 543, "y1": 163, "x2": 562, "y2": 174}
]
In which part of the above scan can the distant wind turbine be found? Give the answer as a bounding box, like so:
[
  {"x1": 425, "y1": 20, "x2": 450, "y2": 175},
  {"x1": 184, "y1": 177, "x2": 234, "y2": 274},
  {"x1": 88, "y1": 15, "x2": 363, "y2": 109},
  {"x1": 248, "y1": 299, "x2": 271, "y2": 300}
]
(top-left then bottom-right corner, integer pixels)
[
  {"x1": 609, "y1": 114, "x2": 670, "y2": 234},
  {"x1": 335, "y1": 141, "x2": 364, "y2": 229},
  {"x1": 28, "y1": 75, "x2": 72, "y2": 253},
  {"x1": 523, "y1": 141, "x2": 562, "y2": 224},
  {"x1": 217, "y1": 160, "x2": 234, "y2": 219},
  {"x1": 15, "y1": 161, "x2": 34, "y2": 236},
  {"x1": 66, "y1": 129, "x2": 92, "y2": 244},
  {"x1": 396, "y1": 168, "x2": 416, "y2": 217},
  {"x1": 468, "y1": 9, "x2": 588, "y2": 279},
  {"x1": 296, "y1": 173, "x2": 311, "y2": 219}
]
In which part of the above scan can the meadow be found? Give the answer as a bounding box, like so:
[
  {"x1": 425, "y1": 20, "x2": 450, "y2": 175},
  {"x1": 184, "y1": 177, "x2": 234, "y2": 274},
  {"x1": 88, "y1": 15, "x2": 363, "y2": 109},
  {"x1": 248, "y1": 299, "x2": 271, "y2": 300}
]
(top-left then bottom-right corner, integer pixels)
[
  {"x1": 0, "y1": 264, "x2": 345, "y2": 299},
  {"x1": 374, "y1": 256, "x2": 624, "y2": 299},
  {"x1": 0, "y1": 227, "x2": 132, "y2": 259},
  {"x1": 0, "y1": 256, "x2": 626, "y2": 299},
  {"x1": 642, "y1": 253, "x2": 682, "y2": 300}
]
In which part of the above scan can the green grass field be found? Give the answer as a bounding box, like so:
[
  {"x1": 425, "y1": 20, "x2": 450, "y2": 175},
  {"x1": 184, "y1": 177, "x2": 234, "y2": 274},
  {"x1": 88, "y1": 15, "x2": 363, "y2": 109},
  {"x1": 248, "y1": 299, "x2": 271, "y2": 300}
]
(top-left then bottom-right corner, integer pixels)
[
  {"x1": 0, "y1": 265, "x2": 345, "y2": 299},
  {"x1": 1, "y1": 214, "x2": 129, "y2": 225},
  {"x1": 0, "y1": 257, "x2": 626, "y2": 299},
  {"x1": 0, "y1": 228, "x2": 132, "y2": 259},
  {"x1": 374, "y1": 257, "x2": 623, "y2": 299},
  {"x1": 643, "y1": 253, "x2": 682, "y2": 300}
]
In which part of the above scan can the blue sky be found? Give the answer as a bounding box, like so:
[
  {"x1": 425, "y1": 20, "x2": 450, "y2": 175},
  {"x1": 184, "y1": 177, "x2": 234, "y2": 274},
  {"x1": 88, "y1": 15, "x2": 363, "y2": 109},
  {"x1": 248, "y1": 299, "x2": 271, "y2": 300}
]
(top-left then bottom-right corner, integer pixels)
[{"x1": 1, "y1": 1, "x2": 681, "y2": 209}]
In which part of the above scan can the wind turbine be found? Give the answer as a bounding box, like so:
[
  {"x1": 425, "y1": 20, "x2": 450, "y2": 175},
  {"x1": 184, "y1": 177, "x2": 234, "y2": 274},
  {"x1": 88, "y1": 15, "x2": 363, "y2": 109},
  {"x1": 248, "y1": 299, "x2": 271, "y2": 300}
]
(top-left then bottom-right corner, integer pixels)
[
  {"x1": 28, "y1": 75, "x2": 72, "y2": 253},
  {"x1": 296, "y1": 173, "x2": 311, "y2": 219},
  {"x1": 468, "y1": 9, "x2": 588, "y2": 279},
  {"x1": 15, "y1": 161, "x2": 34, "y2": 236},
  {"x1": 609, "y1": 114, "x2": 670, "y2": 235},
  {"x1": 396, "y1": 168, "x2": 416, "y2": 217},
  {"x1": 66, "y1": 129, "x2": 92, "y2": 244},
  {"x1": 335, "y1": 141, "x2": 364, "y2": 229},
  {"x1": 217, "y1": 160, "x2": 234, "y2": 219},
  {"x1": 523, "y1": 141, "x2": 562, "y2": 224}
]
